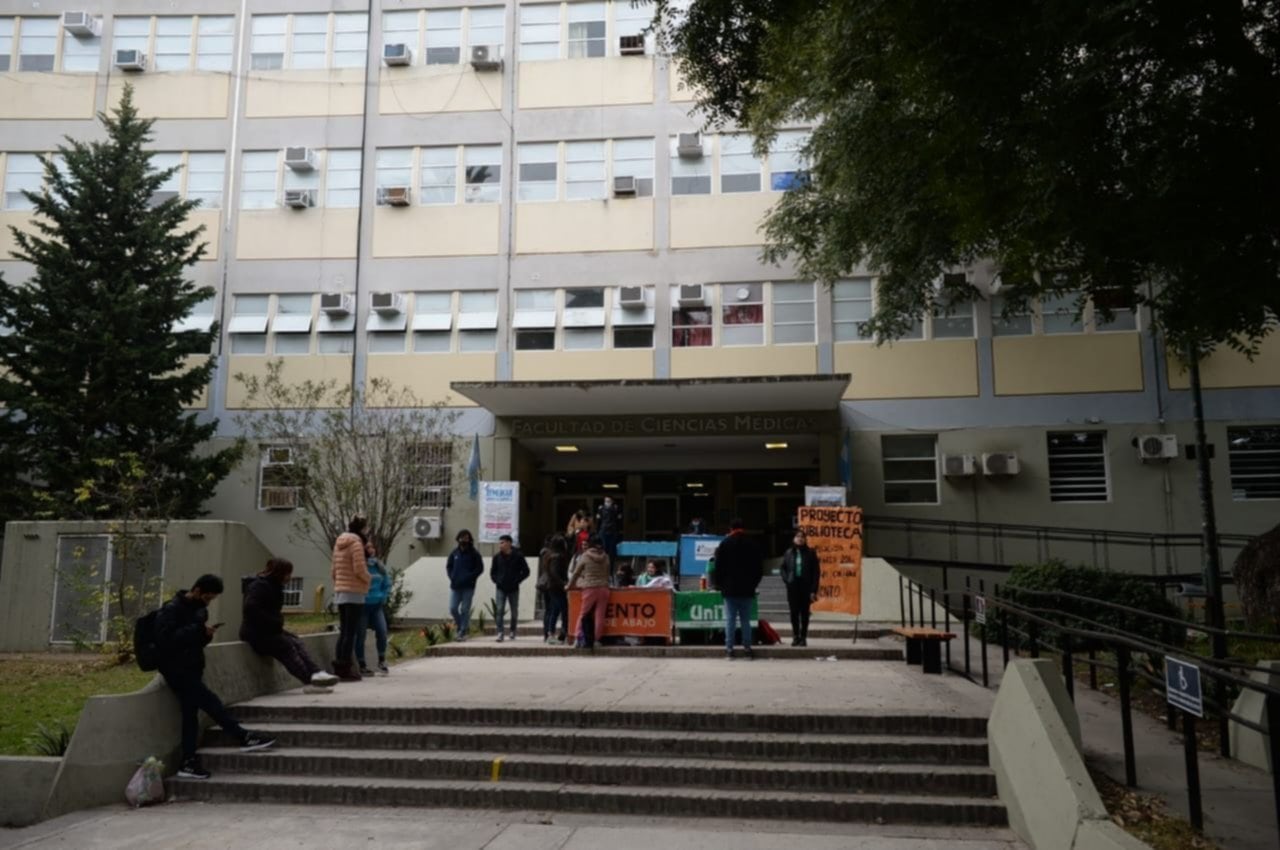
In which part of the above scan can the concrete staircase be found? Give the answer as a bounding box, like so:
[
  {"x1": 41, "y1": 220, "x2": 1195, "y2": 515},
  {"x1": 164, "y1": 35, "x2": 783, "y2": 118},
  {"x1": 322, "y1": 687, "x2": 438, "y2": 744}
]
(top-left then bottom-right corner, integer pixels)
[{"x1": 171, "y1": 704, "x2": 1006, "y2": 827}]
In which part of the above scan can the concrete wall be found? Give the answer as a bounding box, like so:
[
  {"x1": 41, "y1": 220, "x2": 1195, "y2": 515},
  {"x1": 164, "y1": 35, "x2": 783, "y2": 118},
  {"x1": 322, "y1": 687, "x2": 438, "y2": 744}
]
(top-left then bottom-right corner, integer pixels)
[
  {"x1": 398, "y1": 554, "x2": 529, "y2": 626},
  {"x1": 1229, "y1": 660, "x2": 1279, "y2": 773},
  {"x1": 0, "y1": 757, "x2": 60, "y2": 827}
]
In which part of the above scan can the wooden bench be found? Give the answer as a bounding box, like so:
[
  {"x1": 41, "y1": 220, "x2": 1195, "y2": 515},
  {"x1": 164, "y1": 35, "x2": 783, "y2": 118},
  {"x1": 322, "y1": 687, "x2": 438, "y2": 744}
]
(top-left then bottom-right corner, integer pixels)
[{"x1": 891, "y1": 627, "x2": 956, "y2": 674}]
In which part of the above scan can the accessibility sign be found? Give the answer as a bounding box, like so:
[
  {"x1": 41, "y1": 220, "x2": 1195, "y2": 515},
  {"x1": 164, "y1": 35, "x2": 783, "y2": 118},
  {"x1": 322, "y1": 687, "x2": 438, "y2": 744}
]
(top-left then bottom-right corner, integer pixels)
[
  {"x1": 974, "y1": 595, "x2": 987, "y2": 625},
  {"x1": 1164, "y1": 657, "x2": 1203, "y2": 718}
]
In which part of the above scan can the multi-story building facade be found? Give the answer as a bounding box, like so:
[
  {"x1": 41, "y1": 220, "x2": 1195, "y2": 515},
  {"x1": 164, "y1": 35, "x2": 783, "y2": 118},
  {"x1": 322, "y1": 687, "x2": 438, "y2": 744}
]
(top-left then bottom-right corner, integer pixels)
[{"x1": 2, "y1": 1, "x2": 1277, "y2": 605}]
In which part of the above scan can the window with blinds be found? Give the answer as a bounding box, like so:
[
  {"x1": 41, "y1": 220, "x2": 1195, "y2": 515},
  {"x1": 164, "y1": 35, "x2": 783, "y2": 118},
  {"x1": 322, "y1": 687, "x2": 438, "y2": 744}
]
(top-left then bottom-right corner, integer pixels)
[
  {"x1": 1047, "y1": 431, "x2": 1110, "y2": 502},
  {"x1": 1227, "y1": 426, "x2": 1280, "y2": 501}
]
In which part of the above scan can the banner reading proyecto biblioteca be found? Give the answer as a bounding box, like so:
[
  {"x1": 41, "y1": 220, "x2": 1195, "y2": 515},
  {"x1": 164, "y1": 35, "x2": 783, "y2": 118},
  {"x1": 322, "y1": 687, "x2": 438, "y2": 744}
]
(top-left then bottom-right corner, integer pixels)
[
  {"x1": 796, "y1": 505, "x2": 864, "y2": 615},
  {"x1": 478, "y1": 480, "x2": 520, "y2": 544}
]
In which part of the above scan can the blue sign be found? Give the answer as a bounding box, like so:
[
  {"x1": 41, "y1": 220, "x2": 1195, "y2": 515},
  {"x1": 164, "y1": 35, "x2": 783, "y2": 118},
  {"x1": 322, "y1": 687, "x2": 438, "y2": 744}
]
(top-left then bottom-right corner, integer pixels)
[
  {"x1": 1164, "y1": 657, "x2": 1203, "y2": 718},
  {"x1": 678, "y1": 534, "x2": 723, "y2": 577}
]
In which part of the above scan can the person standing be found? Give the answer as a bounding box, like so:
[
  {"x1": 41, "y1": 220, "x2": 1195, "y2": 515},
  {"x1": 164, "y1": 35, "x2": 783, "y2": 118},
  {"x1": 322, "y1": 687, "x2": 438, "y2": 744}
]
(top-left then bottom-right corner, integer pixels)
[
  {"x1": 780, "y1": 529, "x2": 821, "y2": 647},
  {"x1": 446, "y1": 529, "x2": 484, "y2": 640},
  {"x1": 331, "y1": 515, "x2": 371, "y2": 681},
  {"x1": 241, "y1": 558, "x2": 338, "y2": 690},
  {"x1": 157, "y1": 574, "x2": 275, "y2": 780},
  {"x1": 567, "y1": 536, "x2": 610, "y2": 650},
  {"x1": 356, "y1": 540, "x2": 392, "y2": 675},
  {"x1": 489, "y1": 534, "x2": 530, "y2": 641},
  {"x1": 712, "y1": 518, "x2": 764, "y2": 660},
  {"x1": 595, "y1": 496, "x2": 622, "y2": 570},
  {"x1": 538, "y1": 534, "x2": 571, "y2": 644}
]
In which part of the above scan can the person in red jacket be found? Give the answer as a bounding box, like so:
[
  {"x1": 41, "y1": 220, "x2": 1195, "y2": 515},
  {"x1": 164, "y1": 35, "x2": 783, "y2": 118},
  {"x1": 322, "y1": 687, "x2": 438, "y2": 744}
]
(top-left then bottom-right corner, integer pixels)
[{"x1": 330, "y1": 514, "x2": 371, "y2": 680}]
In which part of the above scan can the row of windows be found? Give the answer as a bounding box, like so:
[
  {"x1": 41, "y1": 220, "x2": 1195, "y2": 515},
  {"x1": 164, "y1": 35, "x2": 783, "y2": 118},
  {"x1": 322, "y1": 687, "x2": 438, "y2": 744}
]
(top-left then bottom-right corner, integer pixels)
[
  {"x1": 381, "y1": 7, "x2": 504, "y2": 66},
  {"x1": 258, "y1": 442, "x2": 454, "y2": 511},
  {"x1": 0, "y1": 15, "x2": 233, "y2": 73},
  {"x1": 518, "y1": 0, "x2": 654, "y2": 60},
  {"x1": 241, "y1": 149, "x2": 362, "y2": 209}
]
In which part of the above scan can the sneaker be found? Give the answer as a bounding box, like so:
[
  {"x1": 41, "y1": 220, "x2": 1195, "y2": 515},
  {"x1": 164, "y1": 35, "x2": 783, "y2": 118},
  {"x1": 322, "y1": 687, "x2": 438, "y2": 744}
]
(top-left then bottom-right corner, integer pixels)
[
  {"x1": 744, "y1": 648, "x2": 755, "y2": 661},
  {"x1": 456, "y1": 634, "x2": 468, "y2": 643},
  {"x1": 497, "y1": 632, "x2": 505, "y2": 642},
  {"x1": 177, "y1": 758, "x2": 211, "y2": 780},
  {"x1": 509, "y1": 632, "x2": 517, "y2": 641},
  {"x1": 726, "y1": 649, "x2": 736, "y2": 660},
  {"x1": 358, "y1": 665, "x2": 374, "y2": 676},
  {"x1": 240, "y1": 733, "x2": 276, "y2": 753},
  {"x1": 310, "y1": 671, "x2": 338, "y2": 686},
  {"x1": 377, "y1": 662, "x2": 389, "y2": 676}
]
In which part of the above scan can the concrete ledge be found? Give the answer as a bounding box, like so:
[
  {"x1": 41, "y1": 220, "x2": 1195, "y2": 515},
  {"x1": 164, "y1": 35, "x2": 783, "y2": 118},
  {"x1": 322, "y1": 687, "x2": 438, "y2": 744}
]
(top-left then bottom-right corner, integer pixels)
[
  {"x1": 0, "y1": 756, "x2": 60, "y2": 827},
  {"x1": 1229, "y1": 659, "x2": 1278, "y2": 773},
  {"x1": 40, "y1": 633, "x2": 337, "y2": 821},
  {"x1": 989, "y1": 659, "x2": 1152, "y2": 850}
]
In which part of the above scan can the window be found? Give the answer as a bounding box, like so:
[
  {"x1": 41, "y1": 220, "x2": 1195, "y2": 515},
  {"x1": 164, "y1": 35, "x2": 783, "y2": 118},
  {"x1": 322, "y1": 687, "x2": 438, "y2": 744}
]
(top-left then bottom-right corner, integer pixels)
[
  {"x1": 376, "y1": 148, "x2": 412, "y2": 201},
  {"x1": 19, "y1": 17, "x2": 57, "y2": 71},
  {"x1": 369, "y1": 331, "x2": 406, "y2": 354},
  {"x1": 1227, "y1": 426, "x2": 1280, "y2": 501},
  {"x1": 413, "y1": 291, "x2": 453, "y2": 353},
  {"x1": 61, "y1": 19, "x2": 101, "y2": 72},
  {"x1": 1092, "y1": 289, "x2": 1138, "y2": 332},
  {"x1": 113, "y1": 16, "x2": 151, "y2": 55},
  {"x1": 519, "y1": 4, "x2": 559, "y2": 61},
  {"x1": 464, "y1": 145, "x2": 501, "y2": 203},
  {"x1": 459, "y1": 290, "x2": 498, "y2": 351},
  {"x1": 149, "y1": 152, "x2": 182, "y2": 206},
  {"x1": 176, "y1": 296, "x2": 217, "y2": 334},
  {"x1": 721, "y1": 283, "x2": 764, "y2": 346},
  {"x1": 259, "y1": 445, "x2": 303, "y2": 510},
  {"x1": 772, "y1": 281, "x2": 815, "y2": 344},
  {"x1": 283, "y1": 150, "x2": 321, "y2": 200},
  {"x1": 612, "y1": 138, "x2": 654, "y2": 197},
  {"x1": 325, "y1": 150, "x2": 362, "y2": 208},
  {"x1": 671, "y1": 135, "x2": 710, "y2": 195},
  {"x1": 614, "y1": 328, "x2": 653, "y2": 348},
  {"x1": 990, "y1": 293, "x2": 1033, "y2": 336},
  {"x1": 252, "y1": 13, "x2": 367, "y2": 70},
  {"x1": 832, "y1": 279, "x2": 873, "y2": 342},
  {"x1": 229, "y1": 294, "x2": 269, "y2": 354},
  {"x1": 930, "y1": 293, "x2": 975, "y2": 339},
  {"x1": 317, "y1": 301, "x2": 355, "y2": 353},
  {"x1": 333, "y1": 13, "x2": 368, "y2": 68},
  {"x1": 3, "y1": 154, "x2": 43, "y2": 211},
  {"x1": 185, "y1": 153, "x2": 225, "y2": 209},
  {"x1": 768, "y1": 130, "x2": 809, "y2": 191},
  {"x1": 514, "y1": 288, "x2": 556, "y2": 350},
  {"x1": 567, "y1": 2, "x2": 606, "y2": 58},
  {"x1": 240, "y1": 151, "x2": 278, "y2": 209},
  {"x1": 881, "y1": 435, "x2": 939, "y2": 505},
  {"x1": 291, "y1": 13, "x2": 327, "y2": 69},
  {"x1": 615, "y1": 1, "x2": 652, "y2": 43},
  {"x1": 425, "y1": 8, "x2": 461, "y2": 64},
  {"x1": 282, "y1": 577, "x2": 304, "y2": 608},
  {"x1": 612, "y1": 285, "x2": 654, "y2": 348},
  {"x1": 565, "y1": 141, "x2": 606, "y2": 200},
  {"x1": 272, "y1": 294, "x2": 313, "y2": 355},
  {"x1": 382, "y1": 10, "x2": 419, "y2": 57},
  {"x1": 516, "y1": 330, "x2": 555, "y2": 350},
  {"x1": 720, "y1": 134, "x2": 762, "y2": 193},
  {"x1": 420, "y1": 147, "x2": 457, "y2": 205},
  {"x1": 0, "y1": 19, "x2": 13, "y2": 71},
  {"x1": 409, "y1": 442, "x2": 453, "y2": 508},
  {"x1": 154, "y1": 17, "x2": 193, "y2": 71},
  {"x1": 672, "y1": 285, "x2": 713, "y2": 347},
  {"x1": 1047, "y1": 431, "x2": 1110, "y2": 502},
  {"x1": 563, "y1": 287, "x2": 605, "y2": 349},
  {"x1": 197, "y1": 16, "x2": 234, "y2": 71},
  {"x1": 468, "y1": 7, "x2": 504, "y2": 49},
  {"x1": 1041, "y1": 291, "x2": 1084, "y2": 334},
  {"x1": 250, "y1": 15, "x2": 286, "y2": 69},
  {"x1": 518, "y1": 143, "x2": 558, "y2": 201}
]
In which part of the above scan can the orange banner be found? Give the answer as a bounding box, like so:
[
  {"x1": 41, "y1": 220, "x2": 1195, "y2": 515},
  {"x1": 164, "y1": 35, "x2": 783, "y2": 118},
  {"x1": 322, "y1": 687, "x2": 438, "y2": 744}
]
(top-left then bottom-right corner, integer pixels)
[
  {"x1": 567, "y1": 588, "x2": 673, "y2": 640},
  {"x1": 797, "y1": 505, "x2": 864, "y2": 616}
]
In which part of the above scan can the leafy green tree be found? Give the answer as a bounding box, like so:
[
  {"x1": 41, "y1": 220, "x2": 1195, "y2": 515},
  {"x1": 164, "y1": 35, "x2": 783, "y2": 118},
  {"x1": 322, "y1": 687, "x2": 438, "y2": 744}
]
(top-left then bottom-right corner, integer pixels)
[{"x1": 0, "y1": 85, "x2": 242, "y2": 520}]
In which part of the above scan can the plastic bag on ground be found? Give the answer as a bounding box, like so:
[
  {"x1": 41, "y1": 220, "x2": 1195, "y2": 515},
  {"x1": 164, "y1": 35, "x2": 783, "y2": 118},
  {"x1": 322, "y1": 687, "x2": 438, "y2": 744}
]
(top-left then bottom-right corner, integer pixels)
[{"x1": 125, "y1": 756, "x2": 166, "y2": 808}]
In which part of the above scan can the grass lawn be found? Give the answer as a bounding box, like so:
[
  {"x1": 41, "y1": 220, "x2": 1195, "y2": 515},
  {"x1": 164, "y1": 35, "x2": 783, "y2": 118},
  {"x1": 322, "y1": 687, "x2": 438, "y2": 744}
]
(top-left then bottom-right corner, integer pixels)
[{"x1": 0, "y1": 654, "x2": 153, "y2": 756}]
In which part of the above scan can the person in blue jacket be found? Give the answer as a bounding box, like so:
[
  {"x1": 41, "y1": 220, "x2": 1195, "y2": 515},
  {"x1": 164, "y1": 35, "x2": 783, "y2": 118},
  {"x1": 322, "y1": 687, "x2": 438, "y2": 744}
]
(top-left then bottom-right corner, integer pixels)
[
  {"x1": 356, "y1": 539, "x2": 393, "y2": 675},
  {"x1": 446, "y1": 529, "x2": 484, "y2": 640}
]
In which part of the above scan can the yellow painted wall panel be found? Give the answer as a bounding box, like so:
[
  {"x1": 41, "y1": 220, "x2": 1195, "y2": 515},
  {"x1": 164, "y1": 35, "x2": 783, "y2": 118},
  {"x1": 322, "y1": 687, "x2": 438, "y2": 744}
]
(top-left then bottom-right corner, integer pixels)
[
  {"x1": 518, "y1": 58, "x2": 653, "y2": 109},
  {"x1": 107, "y1": 73, "x2": 229, "y2": 119},
  {"x1": 835, "y1": 339, "x2": 979, "y2": 400},
  {"x1": 667, "y1": 64, "x2": 696, "y2": 103},
  {"x1": 515, "y1": 199, "x2": 653, "y2": 254},
  {"x1": 182, "y1": 355, "x2": 211, "y2": 410},
  {"x1": 236, "y1": 209, "x2": 358, "y2": 260},
  {"x1": 670, "y1": 194, "x2": 776, "y2": 249},
  {"x1": 378, "y1": 66, "x2": 502, "y2": 114},
  {"x1": 365, "y1": 354, "x2": 496, "y2": 407},
  {"x1": 0, "y1": 214, "x2": 40, "y2": 261},
  {"x1": 225, "y1": 356, "x2": 354, "y2": 409},
  {"x1": 1166, "y1": 337, "x2": 1280, "y2": 389},
  {"x1": 186, "y1": 209, "x2": 222, "y2": 260},
  {"x1": 372, "y1": 204, "x2": 500, "y2": 257},
  {"x1": 671, "y1": 345, "x2": 817, "y2": 379},
  {"x1": 0, "y1": 74, "x2": 96, "y2": 120},
  {"x1": 993, "y1": 334, "x2": 1143, "y2": 395},
  {"x1": 513, "y1": 350, "x2": 653, "y2": 381},
  {"x1": 245, "y1": 69, "x2": 365, "y2": 118}
]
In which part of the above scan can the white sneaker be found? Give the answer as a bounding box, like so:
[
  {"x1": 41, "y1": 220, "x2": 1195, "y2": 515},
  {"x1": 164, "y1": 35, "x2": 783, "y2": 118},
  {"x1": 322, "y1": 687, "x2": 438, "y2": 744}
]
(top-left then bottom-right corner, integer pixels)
[
  {"x1": 497, "y1": 632, "x2": 505, "y2": 642},
  {"x1": 303, "y1": 684, "x2": 334, "y2": 694},
  {"x1": 310, "y1": 671, "x2": 339, "y2": 686}
]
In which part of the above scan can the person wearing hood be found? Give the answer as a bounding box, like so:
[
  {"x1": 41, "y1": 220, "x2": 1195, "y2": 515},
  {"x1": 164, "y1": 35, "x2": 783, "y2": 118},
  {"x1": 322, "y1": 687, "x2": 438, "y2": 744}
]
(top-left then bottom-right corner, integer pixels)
[
  {"x1": 355, "y1": 539, "x2": 392, "y2": 676},
  {"x1": 331, "y1": 514, "x2": 372, "y2": 680},
  {"x1": 489, "y1": 534, "x2": 530, "y2": 641},
  {"x1": 712, "y1": 518, "x2": 764, "y2": 660},
  {"x1": 446, "y1": 529, "x2": 484, "y2": 640},
  {"x1": 241, "y1": 557, "x2": 338, "y2": 690},
  {"x1": 567, "y1": 535, "x2": 610, "y2": 650}
]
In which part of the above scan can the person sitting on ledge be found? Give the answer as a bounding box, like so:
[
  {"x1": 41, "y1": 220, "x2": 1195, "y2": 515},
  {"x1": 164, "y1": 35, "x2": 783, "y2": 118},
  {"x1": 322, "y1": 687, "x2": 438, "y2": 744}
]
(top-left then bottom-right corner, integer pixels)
[{"x1": 241, "y1": 557, "x2": 339, "y2": 691}]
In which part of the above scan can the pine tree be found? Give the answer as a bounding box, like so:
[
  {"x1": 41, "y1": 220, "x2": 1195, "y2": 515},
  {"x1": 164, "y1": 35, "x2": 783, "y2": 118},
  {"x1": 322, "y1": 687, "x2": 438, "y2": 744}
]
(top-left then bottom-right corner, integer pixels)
[{"x1": 0, "y1": 85, "x2": 242, "y2": 520}]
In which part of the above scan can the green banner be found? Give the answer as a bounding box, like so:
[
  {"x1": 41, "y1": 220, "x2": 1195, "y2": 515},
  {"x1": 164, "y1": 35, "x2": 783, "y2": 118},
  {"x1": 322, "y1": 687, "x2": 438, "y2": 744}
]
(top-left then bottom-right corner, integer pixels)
[{"x1": 673, "y1": 591, "x2": 758, "y2": 629}]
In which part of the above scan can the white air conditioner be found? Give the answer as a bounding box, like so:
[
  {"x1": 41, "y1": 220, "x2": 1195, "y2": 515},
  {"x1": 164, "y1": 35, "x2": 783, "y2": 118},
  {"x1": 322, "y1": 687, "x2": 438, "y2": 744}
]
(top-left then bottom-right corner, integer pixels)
[
  {"x1": 982, "y1": 452, "x2": 1021, "y2": 476},
  {"x1": 677, "y1": 132, "x2": 704, "y2": 159},
  {"x1": 613, "y1": 175, "x2": 637, "y2": 197},
  {"x1": 1137, "y1": 433, "x2": 1178, "y2": 461},
  {"x1": 283, "y1": 189, "x2": 313, "y2": 209},
  {"x1": 678, "y1": 283, "x2": 706, "y2": 307},
  {"x1": 262, "y1": 487, "x2": 298, "y2": 510},
  {"x1": 618, "y1": 285, "x2": 646, "y2": 310},
  {"x1": 320, "y1": 292, "x2": 354, "y2": 316},
  {"x1": 382, "y1": 42, "x2": 413, "y2": 66},
  {"x1": 62, "y1": 11, "x2": 101, "y2": 37},
  {"x1": 378, "y1": 185, "x2": 411, "y2": 206},
  {"x1": 114, "y1": 49, "x2": 147, "y2": 71},
  {"x1": 619, "y1": 34, "x2": 646, "y2": 55},
  {"x1": 414, "y1": 515, "x2": 443, "y2": 540},
  {"x1": 470, "y1": 44, "x2": 502, "y2": 71},
  {"x1": 942, "y1": 453, "x2": 977, "y2": 477},
  {"x1": 283, "y1": 147, "x2": 317, "y2": 172},
  {"x1": 371, "y1": 291, "x2": 405, "y2": 315}
]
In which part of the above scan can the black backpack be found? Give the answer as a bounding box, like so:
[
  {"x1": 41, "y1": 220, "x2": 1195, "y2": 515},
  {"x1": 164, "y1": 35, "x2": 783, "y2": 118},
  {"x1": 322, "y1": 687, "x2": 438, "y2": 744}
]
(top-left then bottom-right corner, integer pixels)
[{"x1": 134, "y1": 609, "x2": 161, "y2": 671}]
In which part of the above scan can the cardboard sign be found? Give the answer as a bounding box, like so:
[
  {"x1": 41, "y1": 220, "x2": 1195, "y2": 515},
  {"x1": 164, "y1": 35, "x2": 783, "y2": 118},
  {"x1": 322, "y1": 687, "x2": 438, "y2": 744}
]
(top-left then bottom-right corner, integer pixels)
[
  {"x1": 796, "y1": 505, "x2": 863, "y2": 616},
  {"x1": 567, "y1": 588, "x2": 673, "y2": 640}
]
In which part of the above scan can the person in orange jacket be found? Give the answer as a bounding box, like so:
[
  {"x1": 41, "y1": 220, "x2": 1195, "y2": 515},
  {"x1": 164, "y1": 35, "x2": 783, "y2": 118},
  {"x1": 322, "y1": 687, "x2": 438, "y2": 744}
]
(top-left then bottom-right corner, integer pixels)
[{"x1": 330, "y1": 514, "x2": 371, "y2": 680}]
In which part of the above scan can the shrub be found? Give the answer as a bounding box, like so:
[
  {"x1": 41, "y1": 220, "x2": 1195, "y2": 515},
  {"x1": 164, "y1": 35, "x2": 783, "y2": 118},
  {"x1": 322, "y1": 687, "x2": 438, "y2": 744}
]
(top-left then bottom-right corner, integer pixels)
[
  {"x1": 28, "y1": 721, "x2": 73, "y2": 757},
  {"x1": 1233, "y1": 522, "x2": 1280, "y2": 632}
]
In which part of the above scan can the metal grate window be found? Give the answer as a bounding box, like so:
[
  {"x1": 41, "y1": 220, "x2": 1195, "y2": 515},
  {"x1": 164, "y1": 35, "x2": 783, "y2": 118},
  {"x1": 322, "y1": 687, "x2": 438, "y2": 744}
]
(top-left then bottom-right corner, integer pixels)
[
  {"x1": 1047, "y1": 431, "x2": 1110, "y2": 502},
  {"x1": 52, "y1": 535, "x2": 166, "y2": 644},
  {"x1": 259, "y1": 445, "x2": 303, "y2": 510},
  {"x1": 409, "y1": 442, "x2": 453, "y2": 508},
  {"x1": 881, "y1": 434, "x2": 939, "y2": 505},
  {"x1": 282, "y1": 577, "x2": 304, "y2": 608},
  {"x1": 1228, "y1": 426, "x2": 1280, "y2": 501}
]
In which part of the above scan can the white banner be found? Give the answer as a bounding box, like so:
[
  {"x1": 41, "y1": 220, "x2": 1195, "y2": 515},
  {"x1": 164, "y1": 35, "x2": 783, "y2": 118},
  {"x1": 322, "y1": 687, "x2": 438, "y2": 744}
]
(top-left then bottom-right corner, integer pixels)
[
  {"x1": 804, "y1": 485, "x2": 847, "y2": 507},
  {"x1": 478, "y1": 480, "x2": 520, "y2": 544}
]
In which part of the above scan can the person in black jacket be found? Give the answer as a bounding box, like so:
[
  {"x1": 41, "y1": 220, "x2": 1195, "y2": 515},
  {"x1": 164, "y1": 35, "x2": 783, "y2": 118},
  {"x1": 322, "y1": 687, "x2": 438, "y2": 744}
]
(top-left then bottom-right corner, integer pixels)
[
  {"x1": 490, "y1": 534, "x2": 530, "y2": 641},
  {"x1": 241, "y1": 558, "x2": 339, "y2": 690},
  {"x1": 780, "y1": 530, "x2": 822, "y2": 647},
  {"x1": 446, "y1": 529, "x2": 484, "y2": 640},
  {"x1": 155, "y1": 574, "x2": 275, "y2": 780},
  {"x1": 712, "y1": 518, "x2": 765, "y2": 660}
]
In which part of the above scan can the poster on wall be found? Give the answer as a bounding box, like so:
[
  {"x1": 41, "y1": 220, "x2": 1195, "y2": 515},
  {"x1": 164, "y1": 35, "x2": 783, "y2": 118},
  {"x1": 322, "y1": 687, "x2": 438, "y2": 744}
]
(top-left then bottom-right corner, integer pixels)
[
  {"x1": 478, "y1": 481, "x2": 520, "y2": 544},
  {"x1": 796, "y1": 505, "x2": 864, "y2": 615},
  {"x1": 804, "y1": 486, "x2": 847, "y2": 507}
]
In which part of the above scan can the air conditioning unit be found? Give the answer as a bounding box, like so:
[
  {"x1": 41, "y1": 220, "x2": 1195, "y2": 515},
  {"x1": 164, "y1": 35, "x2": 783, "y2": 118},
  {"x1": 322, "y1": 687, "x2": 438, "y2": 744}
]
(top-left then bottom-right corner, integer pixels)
[
  {"x1": 382, "y1": 42, "x2": 413, "y2": 66},
  {"x1": 676, "y1": 132, "x2": 704, "y2": 159},
  {"x1": 265, "y1": 446, "x2": 294, "y2": 465},
  {"x1": 470, "y1": 44, "x2": 502, "y2": 71},
  {"x1": 619, "y1": 34, "x2": 646, "y2": 55},
  {"x1": 371, "y1": 291, "x2": 405, "y2": 315},
  {"x1": 283, "y1": 147, "x2": 317, "y2": 172},
  {"x1": 283, "y1": 189, "x2": 314, "y2": 209},
  {"x1": 414, "y1": 515, "x2": 443, "y2": 540},
  {"x1": 1137, "y1": 433, "x2": 1178, "y2": 461},
  {"x1": 942, "y1": 454, "x2": 977, "y2": 477},
  {"x1": 114, "y1": 49, "x2": 147, "y2": 71},
  {"x1": 378, "y1": 185, "x2": 411, "y2": 206},
  {"x1": 262, "y1": 487, "x2": 299, "y2": 510},
  {"x1": 62, "y1": 11, "x2": 101, "y2": 37},
  {"x1": 982, "y1": 452, "x2": 1021, "y2": 476},
  {"x1": 618, "y1": 286, "x2": 646, "y2": 310},
  {"x1": 320, "y1": 292, "x2": 353, "y2": 316},
  {"x1": 677, "y1": 283, "x2": 706, "y2": 307},
  {"x1": 613, "y1": 175, "x2": 637, "y2": 197}
]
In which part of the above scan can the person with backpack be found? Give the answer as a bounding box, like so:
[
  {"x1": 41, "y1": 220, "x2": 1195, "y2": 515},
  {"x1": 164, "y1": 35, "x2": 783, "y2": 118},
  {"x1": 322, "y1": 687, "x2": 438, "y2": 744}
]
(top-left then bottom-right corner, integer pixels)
[
  {"x1": 240, "y1": 557, "x2": 339, "y2": 690},
  {"x1": 355, "y1": 539, "x2": 392, "y2": 676},
  {"x1": 331, "y1": 514, "x2": 372, "y2": 681},
  {"x1": 446, "y1": 529, "x2": 484, "y2": 640},
  {"x1": 153, "y1": 574, "x2": 275, "y2": 780}
]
